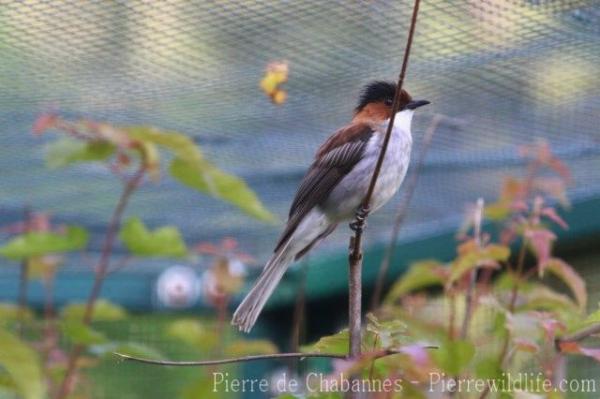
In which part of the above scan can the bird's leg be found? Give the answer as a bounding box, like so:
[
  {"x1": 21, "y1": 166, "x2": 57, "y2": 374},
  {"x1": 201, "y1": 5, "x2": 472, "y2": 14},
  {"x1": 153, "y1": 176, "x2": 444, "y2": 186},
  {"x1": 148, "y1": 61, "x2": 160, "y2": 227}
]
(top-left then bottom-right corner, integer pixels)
[{"x1": 349, "y1": 204, "x2": 371, "y2": 233}]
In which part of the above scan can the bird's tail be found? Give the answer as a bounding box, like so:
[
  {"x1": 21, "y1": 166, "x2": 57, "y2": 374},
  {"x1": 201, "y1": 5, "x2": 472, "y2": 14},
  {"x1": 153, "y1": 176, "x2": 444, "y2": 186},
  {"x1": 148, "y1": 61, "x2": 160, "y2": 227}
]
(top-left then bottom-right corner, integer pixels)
[{"x1": 231, "y1": 239, "x2": 295, "y2": 333}]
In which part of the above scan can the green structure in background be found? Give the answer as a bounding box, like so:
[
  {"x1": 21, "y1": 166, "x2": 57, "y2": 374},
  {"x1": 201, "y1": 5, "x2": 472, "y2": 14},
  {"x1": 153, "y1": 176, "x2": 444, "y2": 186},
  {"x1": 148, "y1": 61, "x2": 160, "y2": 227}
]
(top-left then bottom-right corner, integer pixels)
[{"x1": 1, "y1": 0, "x2": 599, "y2": 312}]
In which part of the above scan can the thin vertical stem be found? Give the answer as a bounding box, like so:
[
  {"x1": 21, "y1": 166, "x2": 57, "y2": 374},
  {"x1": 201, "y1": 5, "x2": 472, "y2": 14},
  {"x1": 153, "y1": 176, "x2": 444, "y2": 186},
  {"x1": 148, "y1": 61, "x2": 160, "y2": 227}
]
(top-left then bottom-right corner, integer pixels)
[
  {"x1": 82, "y1": 167, "x2": 145, "y2": 324},
  {"x1": 346, "y1": 2, "x2": 421, "y2": 397},
  {"x1": 54, "y1": 167, "x2": 145, "y2": 399},
  {"x1": 348, "y1": 250, "x2": 363, "y2": 359},
  {"x1": 289, "y1": 258, "x2": 309, "y2": 373},
  {"x1": 347, "y1": 0, "x2": 422, "y2": 360}
]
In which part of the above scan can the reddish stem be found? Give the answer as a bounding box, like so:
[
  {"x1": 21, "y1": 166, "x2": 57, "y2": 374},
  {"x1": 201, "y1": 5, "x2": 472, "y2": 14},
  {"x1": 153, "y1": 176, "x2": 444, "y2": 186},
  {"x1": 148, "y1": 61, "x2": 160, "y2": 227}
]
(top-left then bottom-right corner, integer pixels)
[{"x1": 54, "y1": 167, "x2": 145, "y2": 399}]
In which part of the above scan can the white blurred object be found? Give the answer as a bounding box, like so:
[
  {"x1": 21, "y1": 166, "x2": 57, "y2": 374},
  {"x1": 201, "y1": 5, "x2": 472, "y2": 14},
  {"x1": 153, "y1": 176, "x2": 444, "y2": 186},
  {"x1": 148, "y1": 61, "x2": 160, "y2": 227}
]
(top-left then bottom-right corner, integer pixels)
[
  {"x1": 200, "y1": 257, "x2": 248, "y2": 304},
  {"x1": 155, "y1": 265, "x2": 201, "y2": 309},
  {"x1": 228, "y1": 258, "x2": 248, "y2": 277}
]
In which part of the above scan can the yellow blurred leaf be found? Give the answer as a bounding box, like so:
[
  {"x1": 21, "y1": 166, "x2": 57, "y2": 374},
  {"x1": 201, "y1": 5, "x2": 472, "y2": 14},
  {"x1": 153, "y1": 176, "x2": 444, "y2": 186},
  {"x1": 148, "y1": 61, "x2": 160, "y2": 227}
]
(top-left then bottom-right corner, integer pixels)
[
  {"x1": 137, "y1": 140, "x2": 161, "y2": 181},
  {"x1": 260, "y1": 61, "x2": 288, "y2": 104},
  {"x1": 27, "y1": 256, "x2": 62, "y2": 281},
  {"x1": 272, "y1": 90, "x2": 287, "y2": 105}
]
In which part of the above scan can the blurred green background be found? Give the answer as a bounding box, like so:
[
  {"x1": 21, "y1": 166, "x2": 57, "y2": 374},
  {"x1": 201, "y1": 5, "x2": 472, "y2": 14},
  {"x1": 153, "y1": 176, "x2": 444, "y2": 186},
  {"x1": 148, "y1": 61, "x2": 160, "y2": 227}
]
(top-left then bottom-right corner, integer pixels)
[{"x1": 1, "y1": 1, "x2": 599, "y2": 398}]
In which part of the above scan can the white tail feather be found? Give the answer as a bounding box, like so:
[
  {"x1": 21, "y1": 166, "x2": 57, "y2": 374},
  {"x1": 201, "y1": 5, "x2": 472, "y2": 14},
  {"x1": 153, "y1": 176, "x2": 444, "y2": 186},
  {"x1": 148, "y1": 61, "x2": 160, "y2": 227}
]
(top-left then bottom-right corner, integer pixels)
[
  {"x1": 232, "y1": 209, "x2": 330, "y2": 333},
  {"x1": 231, "y1": 241, "x2": 294, "y2": 332}
]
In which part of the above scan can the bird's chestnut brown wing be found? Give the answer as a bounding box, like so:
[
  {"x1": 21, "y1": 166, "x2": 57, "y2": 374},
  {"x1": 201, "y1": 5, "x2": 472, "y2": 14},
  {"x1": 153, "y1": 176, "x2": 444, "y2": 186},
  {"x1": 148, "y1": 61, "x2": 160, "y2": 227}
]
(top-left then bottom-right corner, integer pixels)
[{"x1": 274, "y1": 123, "x2": 374, "y2": 251}]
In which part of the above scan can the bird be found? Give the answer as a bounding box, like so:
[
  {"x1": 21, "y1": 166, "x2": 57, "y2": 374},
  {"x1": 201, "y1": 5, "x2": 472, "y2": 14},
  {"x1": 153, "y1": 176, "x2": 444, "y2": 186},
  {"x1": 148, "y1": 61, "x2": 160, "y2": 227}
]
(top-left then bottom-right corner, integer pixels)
[{"x1": 232, "y1": 81, "x2": 430, "y2": 332}]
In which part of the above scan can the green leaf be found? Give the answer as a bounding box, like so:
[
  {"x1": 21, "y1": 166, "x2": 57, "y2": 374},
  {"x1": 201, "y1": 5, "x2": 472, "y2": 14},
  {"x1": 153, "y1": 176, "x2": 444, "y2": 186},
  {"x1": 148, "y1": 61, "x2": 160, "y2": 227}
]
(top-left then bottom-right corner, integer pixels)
[
  {"x1": 431, "y1": 340, "x2": 475, "y2": 375},
  {"x1": 137, "y1": 140, "x2": 161, "y2": 181},
  {"x1": 0, "y1": 303, "x2": 33, "y2": 323},
  {"x1": 61, "y1": 299, "x2": 127, "y2": 322},
  {"x1": 46, "y1": 137, "x2": 115, "y2": 168},
  {"x1": 449, "y1": 244, "x2": 510, "y2": 285},
  {"x1": 301, "y1": 330, "x2": 348, "y2": 355},
  {"x1": 224, "y1": 339, "x2": 278, "y2": 357},
  {"x1": 384, "y1": 260, "x2": 446, "y2": 303},
  {"x1": 61, "y1": 321, "x2": 108, "y2": 346},
  {"x1": 0, "y1": 372, "x2": 18, "y2": 392},
  {"x1": 125, "y1": 126, "x2": 275, "y2": 222},
  {"x1": 169, "y1": 157, "x2": 276, "y2": 223},
  {"x1": 124, "y1": 126, "x2": 204, "y2": 164},
  {"x1": 0, "y1": 226, "x2": 88, "y2": 261},
  {"x1": 365, "y1": 313, "x2": 408, "y2": 348},
  {"x1": 119, "y1": 217, "x2": 187, "y2": 258},
  {"x1": 167, "y1": 319, "x2": 219, "y2": 352},
  {"x1": 520, "y1": 286, "x2": 579, "y2": 315},
  {"x1": 544, "y1": 258, "x2": 587, "y2": 311},
  {"x1": 0, "y1": 328, "x2": 46, "y2": 399},
  {"x1": 582, "y1": 308, "x2": 600, "y2": 326},
  {"x1": 475, "y1": 356, "x2": 503, "y2": 380}
]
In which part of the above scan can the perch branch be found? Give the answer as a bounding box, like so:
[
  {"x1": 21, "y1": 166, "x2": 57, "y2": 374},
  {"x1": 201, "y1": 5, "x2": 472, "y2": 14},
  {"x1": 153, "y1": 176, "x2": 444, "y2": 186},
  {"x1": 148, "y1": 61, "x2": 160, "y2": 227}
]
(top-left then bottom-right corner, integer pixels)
[
  {"x1": 114, "y1": 346, "x2": 438, "y2": 367},
  {"x1": 347, "y1": 0, "x2": 421, "y2": 362},
  {"x1": 116, "y1": 352, "x2": 348, "y2": 366},
  {"x1": 370, "y1": 114, "x2": 442, "y2": 310}
]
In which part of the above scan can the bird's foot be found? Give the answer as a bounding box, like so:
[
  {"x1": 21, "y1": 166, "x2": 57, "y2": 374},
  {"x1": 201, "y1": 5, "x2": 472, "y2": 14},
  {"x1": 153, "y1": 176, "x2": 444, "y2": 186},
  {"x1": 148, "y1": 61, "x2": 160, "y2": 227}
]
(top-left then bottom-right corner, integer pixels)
[
  {"x1": 356, "y1": 205, "x2": 370, "y2": 220},
  {"x1": 350, "y1": 205, "x2": 370, "y2": 233},
  {"x1": 349, "y1": 220, "x2": 364, "y2": 233}
]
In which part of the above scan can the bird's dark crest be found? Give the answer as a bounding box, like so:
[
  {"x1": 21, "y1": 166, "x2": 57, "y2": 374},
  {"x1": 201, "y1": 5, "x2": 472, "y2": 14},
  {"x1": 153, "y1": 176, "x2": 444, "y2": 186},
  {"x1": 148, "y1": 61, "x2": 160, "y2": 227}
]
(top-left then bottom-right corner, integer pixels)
[{"x1": 355, "y1": 81, "x2": 412, "y2": 112}]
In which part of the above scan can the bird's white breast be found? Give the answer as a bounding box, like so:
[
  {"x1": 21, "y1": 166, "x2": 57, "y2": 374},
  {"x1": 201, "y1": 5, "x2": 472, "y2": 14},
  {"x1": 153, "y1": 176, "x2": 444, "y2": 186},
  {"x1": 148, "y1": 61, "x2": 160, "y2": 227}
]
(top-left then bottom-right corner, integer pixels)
[{"x1": 324, "y1": 111, "x2": 414, "y2": 221}]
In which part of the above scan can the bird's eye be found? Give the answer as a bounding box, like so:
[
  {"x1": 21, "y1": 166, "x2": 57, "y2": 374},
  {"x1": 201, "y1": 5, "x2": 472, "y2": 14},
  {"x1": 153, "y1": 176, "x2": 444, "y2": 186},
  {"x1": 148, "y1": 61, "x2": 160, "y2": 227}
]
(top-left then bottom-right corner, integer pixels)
[{"x1": 384, "y1": 98, "x2": 393, "y2": 106}]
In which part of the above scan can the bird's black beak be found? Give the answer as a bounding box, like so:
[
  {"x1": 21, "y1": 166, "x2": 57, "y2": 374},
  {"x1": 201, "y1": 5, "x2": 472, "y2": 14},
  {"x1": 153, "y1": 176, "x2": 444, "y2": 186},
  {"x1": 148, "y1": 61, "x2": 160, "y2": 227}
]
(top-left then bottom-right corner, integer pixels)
[{"x1": 405, "y1": 100, "x2": 430, "y2": 110}]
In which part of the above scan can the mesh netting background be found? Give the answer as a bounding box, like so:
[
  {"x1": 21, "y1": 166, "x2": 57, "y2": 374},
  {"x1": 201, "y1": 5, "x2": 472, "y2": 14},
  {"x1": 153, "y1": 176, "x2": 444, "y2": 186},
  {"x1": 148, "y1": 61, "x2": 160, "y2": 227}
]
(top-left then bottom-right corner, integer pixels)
[
  {"x1": 1, "y1": 1, "x2": 599, "y2": 268},
  {"x1": 1, "y1": 2, "x2": 600, "y2": 398}
]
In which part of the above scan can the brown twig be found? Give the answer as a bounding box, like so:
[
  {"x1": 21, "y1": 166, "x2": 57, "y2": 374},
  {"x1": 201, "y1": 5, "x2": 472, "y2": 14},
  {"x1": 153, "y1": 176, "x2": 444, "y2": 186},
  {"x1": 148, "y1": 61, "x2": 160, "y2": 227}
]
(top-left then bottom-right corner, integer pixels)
[
  {"x1": 370, "y1": 115, "x2": 442, "y2": 310},
  {"x1": 54, "y1": 166, "x2": 145, "y2": 399},
  {"x1": 348, "y1": 0, "x2": 421, "y2": 361},
  {"x1": 556, "y1": 323, "x2": 600, "y2": 347},
  {"x1": 115, "y1": 352, "x2": 348, "y2": 366},
  {"x1": 113, "y1": 346, "x2": 438, "y2": 367},
  {"x1": 289, "y1": 258, "x2": 309, "y2": 373}
]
